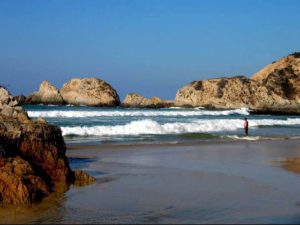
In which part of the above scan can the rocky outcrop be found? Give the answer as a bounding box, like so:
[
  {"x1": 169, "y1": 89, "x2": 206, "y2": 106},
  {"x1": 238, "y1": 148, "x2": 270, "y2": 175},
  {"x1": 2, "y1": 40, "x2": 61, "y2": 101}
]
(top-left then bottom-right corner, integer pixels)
[
  {"x1": 122, "y1": 93, "x2": 174, "y2": 108},
  {"x1": 25, "y1": 81, "x2": 64, "y2": 105},
  {"x1": 73, "y1": 170, "x2": 96, "y2": 187},
  {"x1": 175, "y1": 52, "x2": 300, "y2": 114},
  {"x1": 0, "y1": 87, "x2": 30, "y2": 121},
  {"x1": 0, "y1": 87, "x2": 94, "y2": 204},
  {"x1": 0, "y1": 156, "x2": 49, "y2": 204},
  {"x1": 60, "y1": 78, "x2": 120, "y2": 107},
  {"x1": 252, "y1": 52, "x2": 300, "y2": 81},
  {"x1": 14, "y1": 95, "x2": 26, "y2": 105},
  {"x1": 175, "y1": 76, "x2": 258, "y2": 109},
  {"x1": 0, "y1": 115, "x2": 73, "y2": 182}
]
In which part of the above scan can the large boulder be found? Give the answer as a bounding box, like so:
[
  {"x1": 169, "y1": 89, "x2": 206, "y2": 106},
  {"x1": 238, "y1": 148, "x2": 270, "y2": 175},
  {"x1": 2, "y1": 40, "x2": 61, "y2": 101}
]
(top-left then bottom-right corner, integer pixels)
[
  {"x1": 0, "y1": 116, "x2": 73, "y2": 182},
  {"x1": 25, "y1": 81, "x2": 64, "y2": 105},
  {"x1": 0, "y1": 87, "x2": 95, "y2": 204},
  {"x1": 122, "y1": 93, "x2": 174, "y2": 108},
  {"x1": 60, "y1": 78, "x2": 120, "y2": 107},
  {"x1": 174, "y1": 52, "x2": 300, "y2": 114}
]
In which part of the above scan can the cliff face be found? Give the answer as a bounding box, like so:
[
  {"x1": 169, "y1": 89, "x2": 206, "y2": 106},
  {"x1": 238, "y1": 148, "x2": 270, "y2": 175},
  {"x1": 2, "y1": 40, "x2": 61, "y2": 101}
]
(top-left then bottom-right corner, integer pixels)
[
  {"x1": 60, "y1": 78, "x2": 120, "y2": 107},
  {"x1": 0, "y1": 87, "x2": 94, "y2": 204},
  {"x1": 175, "y1": 53, "x2": 300, "y2": 113},
  {"x1": 122, "y1": 93, "x2": 174, "y2": 108}
]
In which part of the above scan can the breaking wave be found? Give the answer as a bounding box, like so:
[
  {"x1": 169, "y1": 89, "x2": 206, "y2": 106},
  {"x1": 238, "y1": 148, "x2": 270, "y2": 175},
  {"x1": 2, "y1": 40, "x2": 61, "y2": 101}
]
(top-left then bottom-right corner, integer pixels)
[
  {"x1": 60, "y1": 118, "x2": 300, "y2": 137},
  {"x1": 28, "y1": 108, "x2": 249, "y2": 118}
]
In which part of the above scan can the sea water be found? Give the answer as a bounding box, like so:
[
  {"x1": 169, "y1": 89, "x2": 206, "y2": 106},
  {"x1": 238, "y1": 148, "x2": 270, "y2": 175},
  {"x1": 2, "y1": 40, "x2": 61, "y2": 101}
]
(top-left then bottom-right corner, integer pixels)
[{"x1": 24, "y1": 105, "x2": 300, "y2": 145}]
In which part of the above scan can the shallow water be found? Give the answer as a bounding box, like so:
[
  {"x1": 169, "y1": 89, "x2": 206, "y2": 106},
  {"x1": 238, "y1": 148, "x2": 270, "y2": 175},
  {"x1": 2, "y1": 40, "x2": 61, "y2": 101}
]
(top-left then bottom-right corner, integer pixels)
[{"x1": 2, "y1": 140, "x2": 300, "y2": 224}]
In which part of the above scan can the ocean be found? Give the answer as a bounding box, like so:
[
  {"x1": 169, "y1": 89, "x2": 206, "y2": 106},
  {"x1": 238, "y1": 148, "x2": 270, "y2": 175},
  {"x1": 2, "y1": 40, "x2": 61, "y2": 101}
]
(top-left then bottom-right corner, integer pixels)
[{"x1": 24, "y1": 105, "x2": 300, "y2": 145}]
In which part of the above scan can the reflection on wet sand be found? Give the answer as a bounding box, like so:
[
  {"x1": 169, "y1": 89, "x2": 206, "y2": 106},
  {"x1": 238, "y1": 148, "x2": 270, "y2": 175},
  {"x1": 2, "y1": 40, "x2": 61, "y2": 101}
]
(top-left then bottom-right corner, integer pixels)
[
  {"x1": 0, "y1": 183, "x2": 69, "y2": 224},
  {"x1": 0, "y1": 157, "x2": 103, "y2": 224},
  {"x1": 271, "y1": 157, "x2": 300, "y2": 175}
]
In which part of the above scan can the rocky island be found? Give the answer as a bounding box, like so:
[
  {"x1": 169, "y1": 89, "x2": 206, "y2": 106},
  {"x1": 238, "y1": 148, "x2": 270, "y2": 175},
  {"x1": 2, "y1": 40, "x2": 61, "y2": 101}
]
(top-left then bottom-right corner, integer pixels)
[
  {"x1": 25, "y1": 78, "x2": 120, "y2": 107},
  {"x1": 122, "y1": 93, "x2": 174, "y2": 108},
  {"x1": 60, "y1": 78, "x2": 120, "y2": 107},
  {"x1": 175, "y1": 52, "x2": 300, "y2": 114},
  {"x1": 25, "y1": 81, "x2": 64, "y2": 105},
  {"x1": 0, "y1": 87, "x2": 94, "y2": 204}
]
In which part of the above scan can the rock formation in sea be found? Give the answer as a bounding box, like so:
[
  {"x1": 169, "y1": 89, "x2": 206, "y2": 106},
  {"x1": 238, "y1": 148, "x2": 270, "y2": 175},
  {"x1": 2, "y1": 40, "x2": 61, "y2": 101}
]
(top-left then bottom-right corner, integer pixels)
[
  {"x1": 25, "y1": 81, "x2": 64, "y2": 105},
  {"x1": 0, "y1": 87, "x2": 94, "y2": 204},
  {"x1": 122, "y1": 93, "x2": 174, "y2": 108},
  {"x1": 60, "y1": 78, "x2": 120, "y2": 107},
  {"x1": 174, "y1": 52, "x2": 300, "y2": 114}
]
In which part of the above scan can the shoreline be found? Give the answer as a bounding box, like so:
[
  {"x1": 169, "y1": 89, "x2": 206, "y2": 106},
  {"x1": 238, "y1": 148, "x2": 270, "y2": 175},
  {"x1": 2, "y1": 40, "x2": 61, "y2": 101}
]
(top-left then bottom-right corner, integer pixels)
[{"x1": 66, "y1": 136, "x2": 300, "y2": 151}]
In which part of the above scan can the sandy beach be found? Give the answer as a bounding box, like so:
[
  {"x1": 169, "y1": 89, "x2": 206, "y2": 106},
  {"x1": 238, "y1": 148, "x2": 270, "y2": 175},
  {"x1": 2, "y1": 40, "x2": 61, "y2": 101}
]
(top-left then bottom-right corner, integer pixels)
[{"x1": 1, "y1": 139, "x2": 300, "y2": 224}]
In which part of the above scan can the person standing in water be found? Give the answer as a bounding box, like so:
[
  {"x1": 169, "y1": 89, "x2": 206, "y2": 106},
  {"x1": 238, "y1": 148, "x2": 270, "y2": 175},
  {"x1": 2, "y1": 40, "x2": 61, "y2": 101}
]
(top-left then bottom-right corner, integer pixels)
[{"x1": 244, "y1": 117, "x2": 249, "y2": 136}]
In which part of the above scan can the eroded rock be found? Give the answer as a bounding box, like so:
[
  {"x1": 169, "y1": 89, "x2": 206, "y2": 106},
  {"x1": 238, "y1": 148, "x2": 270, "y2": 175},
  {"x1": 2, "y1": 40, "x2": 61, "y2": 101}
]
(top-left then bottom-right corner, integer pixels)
[
  {"x1": 175, "y1": 76, "x2": 258, "y2": 108},
  {"x1": 0, "y1": 87, "x2": 95, "y2": 204},
  {"x1": 0, "y1": 87, "x2": 30, "y2": 121},
  {"x1": 25, "y1": 81, "x2": 64, "y2": 105},
  {"x1": 174, "y1": 52, "x2": 300, "y2": 114},
  {"x1": 122, "y1": 93, "x2": 174, "y2": 108},
  {"x1": 0, "y1": 157, "x2": 49, "y2": 204},
  {"x1": 60, "y1": 78, "x2": 120, "y2": 107},
  {"x1": 14, "y1": 95, "x2": 26, "y2": 105},
  {"x1": 74, "y1": 170, "x2": 96, "y2": 187}
]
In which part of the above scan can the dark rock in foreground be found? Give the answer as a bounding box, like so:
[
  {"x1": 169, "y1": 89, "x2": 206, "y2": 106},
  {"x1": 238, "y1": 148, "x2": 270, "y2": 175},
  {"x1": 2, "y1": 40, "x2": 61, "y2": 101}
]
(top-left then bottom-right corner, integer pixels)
[{"x1": 0, "y1": 87, "x2": 95, "y2": 204}]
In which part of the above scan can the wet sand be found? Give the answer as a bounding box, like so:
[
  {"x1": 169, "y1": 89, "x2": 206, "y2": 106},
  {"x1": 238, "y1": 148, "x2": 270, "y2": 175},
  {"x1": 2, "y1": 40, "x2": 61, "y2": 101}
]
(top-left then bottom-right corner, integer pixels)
[{"x1": 1, "y1": 139, "x2": 300, "y2": 224}]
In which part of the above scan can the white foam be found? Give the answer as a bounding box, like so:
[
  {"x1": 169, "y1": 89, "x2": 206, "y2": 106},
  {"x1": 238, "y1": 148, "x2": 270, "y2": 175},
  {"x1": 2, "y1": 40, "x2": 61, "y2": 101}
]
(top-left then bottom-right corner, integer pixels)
[
  {"x1": 27, "y1": 108, "x2": 249, "y2": 118},
  {"x1": 224, "y1": 135, "x2": 261, "y2": 141},
  {"x1": 60, "y1": 118, "x2": 300, "y2": 137}
]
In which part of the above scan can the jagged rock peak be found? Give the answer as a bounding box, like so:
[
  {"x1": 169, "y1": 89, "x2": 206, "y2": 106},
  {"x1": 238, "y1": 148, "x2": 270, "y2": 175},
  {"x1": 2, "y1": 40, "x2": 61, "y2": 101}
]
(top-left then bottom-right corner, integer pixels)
[{"x1": 25, "y1": 80, "x2": 64, "y2": 105}]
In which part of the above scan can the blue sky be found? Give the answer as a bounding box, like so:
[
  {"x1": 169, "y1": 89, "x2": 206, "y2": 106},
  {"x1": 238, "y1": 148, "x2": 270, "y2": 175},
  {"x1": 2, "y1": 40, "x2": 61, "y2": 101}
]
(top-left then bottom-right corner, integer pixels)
[{"x1": 0, "y1": 0, "x2": 299, "y2": 100}]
